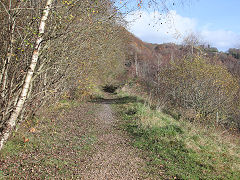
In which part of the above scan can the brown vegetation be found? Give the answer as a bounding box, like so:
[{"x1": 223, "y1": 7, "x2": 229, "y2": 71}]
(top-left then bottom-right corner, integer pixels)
[{"x1": 125, "y1": 34, "x2": 240, "y2": 131}]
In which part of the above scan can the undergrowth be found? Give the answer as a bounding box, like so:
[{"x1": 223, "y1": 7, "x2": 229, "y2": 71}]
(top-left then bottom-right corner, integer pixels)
[{"x1": 113, "y1": 92, "x2": 240, "y2": 179}]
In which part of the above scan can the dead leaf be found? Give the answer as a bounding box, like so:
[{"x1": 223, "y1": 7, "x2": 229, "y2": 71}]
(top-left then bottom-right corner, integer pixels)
[
  {"x1": 23, "y1": 137, "x2": 29, "y2": 143},
  {"x1": 29, "y1": 127, "x2": 36, "y2": 133}
]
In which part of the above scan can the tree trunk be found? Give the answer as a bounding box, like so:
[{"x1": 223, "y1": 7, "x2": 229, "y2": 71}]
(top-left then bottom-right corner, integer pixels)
[
  {"x1": 0, "y1": 0, "x2": 54, "y2": 151},
  {"x1": 1, "y1": 18, "x2": 16, "y2": 98},
  {"x1": 135, "y1": 52, "x2": 138, "y2": 77}
]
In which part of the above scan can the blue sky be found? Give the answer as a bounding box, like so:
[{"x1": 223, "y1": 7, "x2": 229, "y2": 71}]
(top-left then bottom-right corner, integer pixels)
[
  {"x1": 177, "y1": 0, "x2": 240, "y2": 32},
  {"x1": 124, "y1": 0, "x2": 240, "y2": 52}
]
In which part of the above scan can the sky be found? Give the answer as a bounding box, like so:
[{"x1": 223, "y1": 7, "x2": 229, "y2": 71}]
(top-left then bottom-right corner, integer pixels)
[{"x1": 124, "y1": 0, "x2": 240, "y2": 52}]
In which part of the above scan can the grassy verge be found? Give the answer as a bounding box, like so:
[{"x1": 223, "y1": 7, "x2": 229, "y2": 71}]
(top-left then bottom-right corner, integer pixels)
[
  {"x1": 113, "y1": 92, "x2": 240, "y2": 179},
  {"x1": 0, "y1": 98, "x2": 99, "y2": 178}
]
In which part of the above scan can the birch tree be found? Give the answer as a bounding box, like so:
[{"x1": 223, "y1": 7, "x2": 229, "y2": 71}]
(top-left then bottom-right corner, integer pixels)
[{"x1": 0, "y1": 0, "x2": 53, "y2": 151}]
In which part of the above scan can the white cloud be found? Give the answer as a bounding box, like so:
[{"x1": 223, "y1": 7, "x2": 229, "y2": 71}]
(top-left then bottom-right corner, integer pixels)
[
  {"x1": 126, "y1": 10, "x2": 240, "y2": 51},
  {"x1": 126, "y1": 10, "x2": 197, "y2": 43},
  {"x1": 201, "y1": 30, "x2": 240, "y2": 51}
]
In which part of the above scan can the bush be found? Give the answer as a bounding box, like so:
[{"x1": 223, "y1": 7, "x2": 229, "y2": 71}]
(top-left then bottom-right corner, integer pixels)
[{"x1": 158, "y1": 55, "x2": 239, "y2": 124}]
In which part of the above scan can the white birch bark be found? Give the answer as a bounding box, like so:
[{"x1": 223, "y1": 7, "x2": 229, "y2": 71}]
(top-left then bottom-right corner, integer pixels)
[
  {"x1": 1, "y1": 16, "x2": 15, "y2": 96},
  {"x1": 0, "y1": 0, "x2": 54, "y2": 151},
  {"x1": 135, "y1": 52, "x2": 138, "y2": 77}
]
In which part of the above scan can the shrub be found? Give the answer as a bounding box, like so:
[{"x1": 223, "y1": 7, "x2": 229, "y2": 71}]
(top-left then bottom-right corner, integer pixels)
[{"x1": 158, "y1": 55, "x2": 239, "y2": 124}]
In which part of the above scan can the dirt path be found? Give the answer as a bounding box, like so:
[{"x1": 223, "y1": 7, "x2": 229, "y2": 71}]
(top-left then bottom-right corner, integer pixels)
[
  {"x1": 0, "y1": 95, "x2": 148, "y2": 179},
  {"x1": 81, "y1": 102, "x2": 147, "y2": 180}
]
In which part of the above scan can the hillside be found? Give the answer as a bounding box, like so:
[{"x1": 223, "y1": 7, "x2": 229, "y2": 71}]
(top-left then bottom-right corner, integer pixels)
[{"x1": 126, "y1": 33, "x2": 240, "y2": 80}]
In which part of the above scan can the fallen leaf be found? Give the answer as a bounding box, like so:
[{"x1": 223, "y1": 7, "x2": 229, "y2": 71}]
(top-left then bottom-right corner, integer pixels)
[
  {"x1": 23, "y1": 137, "x2": 29, "y2": 143},
  {"x1": 29, "y1": 127, "x2": 36, "y2": 133}
]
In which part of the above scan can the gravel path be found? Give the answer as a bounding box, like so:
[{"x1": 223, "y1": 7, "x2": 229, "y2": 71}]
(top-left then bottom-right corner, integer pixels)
[{"x1": 81, "y1": 103, "x2": 147, "y2": 180}]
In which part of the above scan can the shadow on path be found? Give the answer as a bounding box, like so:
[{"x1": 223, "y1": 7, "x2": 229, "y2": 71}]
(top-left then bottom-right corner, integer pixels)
[{"x1": 90, "y1": 96, "x2": 145, "y2": 105}]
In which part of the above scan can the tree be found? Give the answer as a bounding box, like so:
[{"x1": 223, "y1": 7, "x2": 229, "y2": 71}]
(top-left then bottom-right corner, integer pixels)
[
  {"x1": 228, "y1": 48, "x2": 240, "y2": 59},
  {"x1": 0, "y1": 0, "x2": 54, "y2": 150},
  {"x1": 182, "y1": 32, "x2": 203, "y2": 54}
]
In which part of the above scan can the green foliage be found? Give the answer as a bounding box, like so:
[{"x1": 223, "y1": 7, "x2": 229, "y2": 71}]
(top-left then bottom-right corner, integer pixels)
[
  {"x1": 207, "y1": 47, "x2": 218, "y2": 53},
  {"x1": 228, "y1": 48, "x2": 240, "y2": 59}
]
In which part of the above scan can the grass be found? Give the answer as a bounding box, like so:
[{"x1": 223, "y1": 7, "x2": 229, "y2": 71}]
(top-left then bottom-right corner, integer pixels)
[
  {"x1": 0, "y1": 98, "x2": 99, "y2": 179},
  {"x1": 113, "y1": 92, "x2": 240, "y2": 179}
]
